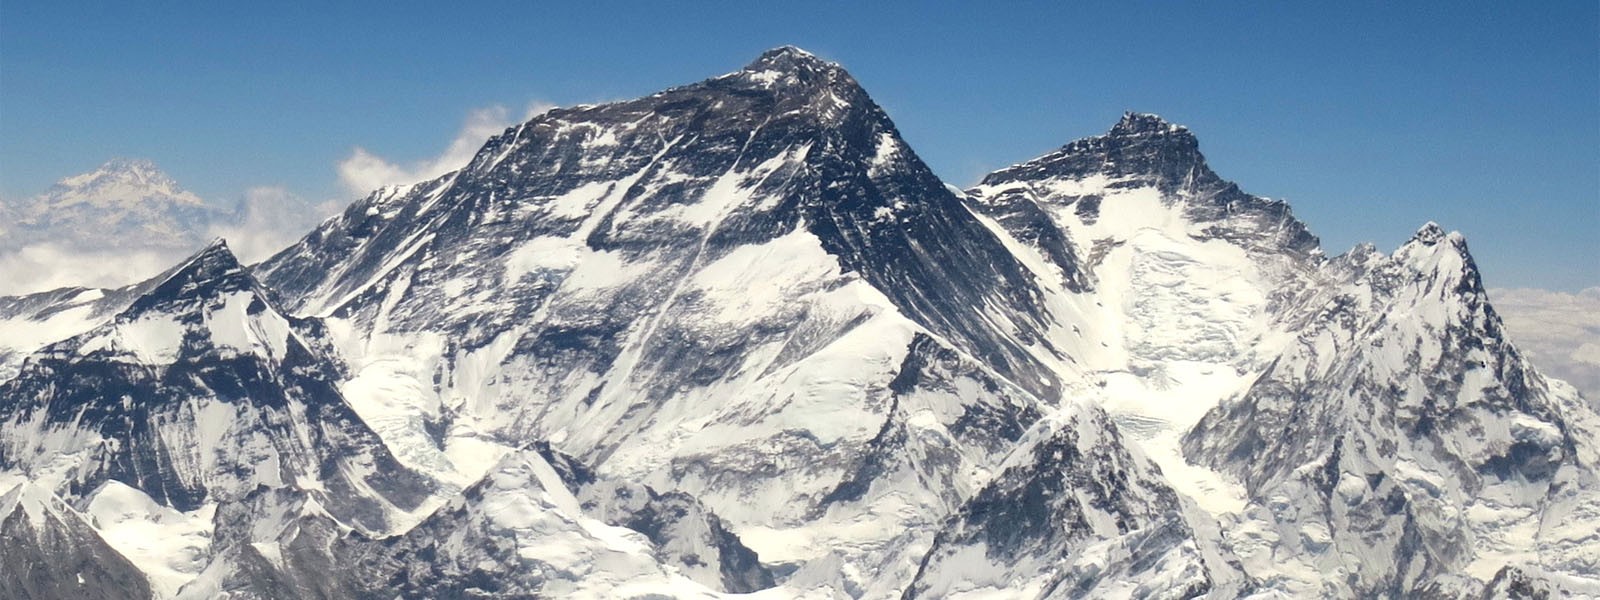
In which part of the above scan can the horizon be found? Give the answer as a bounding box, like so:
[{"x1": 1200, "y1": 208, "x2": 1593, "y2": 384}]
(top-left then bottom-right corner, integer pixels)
[{"x1": 1, "y1": 2, "x2": 1595, "y2": 291}]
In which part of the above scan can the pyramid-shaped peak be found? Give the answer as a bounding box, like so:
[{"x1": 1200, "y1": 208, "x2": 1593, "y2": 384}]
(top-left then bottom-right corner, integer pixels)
[
  {"x1": 1409, "y1": 221, "x2": 1448, "y2": 245},
  {"x1": 171, "y1": 238, "x2": 243, "y2": 277},
  {"x1": 59, "y1": 157, "x2": 174, "y2": 188},
  {"x1": 745, "y1": 45, "x2": 837, "y2": 72},
  {"x1": 42, "y1": 156, "x2": 205, "y2": 210},
  {"x1": 125, "y1": 238, "x2": 256, "y2": 314}
]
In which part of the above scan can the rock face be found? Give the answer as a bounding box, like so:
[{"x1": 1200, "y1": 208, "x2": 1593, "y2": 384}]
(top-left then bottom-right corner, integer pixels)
[
  {"x1": 904, "y1": 402, "x2": 1216, "y2": 600},
  {"x1": 176, "y1": 446, "x2": 772, "y2": 599},
  {"x1": 0, "y1": 483, "x2": 154, "y2": 600},
  {"x1": 1, "y1": 47, "x2": 1597, "y2": 599},
  {"x1": 1183, "y1": 225, "x2": 1600, "y2": 597},
  {"x1": 0, "y1": 240, "x2": 434, "y2": 533}
]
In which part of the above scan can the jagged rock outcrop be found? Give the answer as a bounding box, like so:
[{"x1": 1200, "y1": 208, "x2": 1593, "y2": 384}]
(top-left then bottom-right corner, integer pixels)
[{"x1": 0, "y1": 241, "x2": 434, "y2": 533}]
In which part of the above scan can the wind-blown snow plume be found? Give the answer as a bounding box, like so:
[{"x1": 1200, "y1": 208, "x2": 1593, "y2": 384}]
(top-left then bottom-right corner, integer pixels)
[{"x1": 336, "y1": 101, "x2": 556, "y2": 197}]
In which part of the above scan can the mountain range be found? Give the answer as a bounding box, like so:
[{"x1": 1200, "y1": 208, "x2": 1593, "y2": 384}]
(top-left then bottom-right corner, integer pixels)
[{"x1": 1, "y1": 46, "x2": 1595, "y2": 599}]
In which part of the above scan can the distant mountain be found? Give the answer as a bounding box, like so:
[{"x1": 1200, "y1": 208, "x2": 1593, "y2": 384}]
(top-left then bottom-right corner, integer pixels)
[
  {"x1": 1, "y1": 47, "x2": 1595, "y2": 599},
  {"x1": 3, "y1": 158, "x2": 218, "y2": 252}
]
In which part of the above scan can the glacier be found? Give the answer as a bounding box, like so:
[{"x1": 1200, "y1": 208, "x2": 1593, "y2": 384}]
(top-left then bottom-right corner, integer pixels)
[{"x1": 0, "y1": 46, "x2": 1595, "y2": 599}]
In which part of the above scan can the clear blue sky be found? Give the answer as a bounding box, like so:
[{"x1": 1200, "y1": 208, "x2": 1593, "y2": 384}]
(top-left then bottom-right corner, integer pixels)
[{"x1": 2, "y1": 1, "x2": 1596, "y2": 290}]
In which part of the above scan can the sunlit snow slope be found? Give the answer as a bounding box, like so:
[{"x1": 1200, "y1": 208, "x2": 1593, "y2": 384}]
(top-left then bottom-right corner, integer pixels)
[{"x1": 0, "y1": 47, "x2": 1596, "y2": 600}]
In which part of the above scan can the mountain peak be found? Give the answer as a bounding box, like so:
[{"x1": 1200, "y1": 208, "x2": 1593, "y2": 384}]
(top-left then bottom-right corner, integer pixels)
[
  {"x1": 171, "y1": 237, "x2": 241, "y2": 276},
  {"x1": 5, "y1": 158, "x2": 216, "y2": 255},
  {"x1": 125, "y1": 238, "x2": 254, "y2": 315},
  {"x1": 744, "y1": 45, "x2": 835, "y2": 73},
  {"x1": 1410, "y1": 221, "x2": 1448, "y2": 245},
  {"x1": 47, "y1": 158, "x2": 202, "y2": 207},
  {"x1": 99, "y1": 157, "x2": 162, "y2": 175},
  {"x1": 1109, "y1": 112, "x2": 1190, "y2": 137},
  {"x1": 729, "y1": 45, "x2": 854, "y2": 96},
  {"x1": 978, "y1": 111, "x2": 1207, "y2": 190}
]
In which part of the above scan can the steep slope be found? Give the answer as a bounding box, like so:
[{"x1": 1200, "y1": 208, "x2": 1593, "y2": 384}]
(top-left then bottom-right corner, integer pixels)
[
  {"x1": 1183, "y1": 224, "x2": 1600, "y2": 595},
  {"x1": 531, "y1": 442, "x2": 775, "y2": 593},
  {"x1": 252, "y1": 46, "x2": 1078, "y2": 587},
  {"x1": 178, "y1": 447, "x2": 771, "y2": 599},
  {"x1": 965, "y1": 112, "x2": 1335, "y2": 519},
  {"x1": 259, "y1": 47, "x2": 1066, "y2": 398},
  {"x1": 3, "y1": 158, "x2": 218, "y2": 253},
  {"x1": 0, "y1": 240, "x2": 435, "y2": 536},
  {"x1": 0, "y1": 482, "x2": 154, "y2": 600},
  {"x1": 0, "y1": 285, "x2": 138, "y2": 383},
  {"x1": 903, "y1": 401, "x2": 1226, "y2": 599}
]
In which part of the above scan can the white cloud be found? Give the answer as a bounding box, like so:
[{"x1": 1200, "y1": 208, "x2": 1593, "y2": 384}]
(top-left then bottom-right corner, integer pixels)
[
  {"x1": 0, "y1": 243, "x2": 183, "y2": 295},
  {"x1": 0, "y1": 187, "x2": 339, "y2": 296},
  {"x1": 336, "y1": 100, "x2": 556, "y2": 197},
  {"x1": 0, "y1": 100, "x2": 560, "y2": 297},
  {"x1": 1490, "y1": 286, "x2": 1600, "y2": 407},
  {"x1": 207, "y1": 186, "x2": 340, "y2": 263}
]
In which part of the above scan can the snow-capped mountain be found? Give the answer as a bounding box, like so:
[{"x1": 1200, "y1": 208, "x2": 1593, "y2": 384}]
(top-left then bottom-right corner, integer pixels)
[
  {"x1": 1184, "y1": 224, "x2": 1600, "y2": 597},
  {"x1": 251, "y1": 45, "x2": 1075, "y2": 591},
  {"x1": 174, "y1": 445, "x2": 772, "y2": 599},
  {"x1": 904, "y1": 401, "x2": 1230, "y2": 599},
  {"x1": 0, "y1": 481, "x2": 153, "y2": 600},
  {"x1": 3, "y1": 158, "x2": 218, "y2": 252},
  {"x1": 963, "y1": 111, "x2": 1339, "y2": 537},
  {"x1": 0, "y1": 239, "x2": 435, "y2": 532},
  {"x1": 0, "y1": 241, "x2": 448, "y2": 597},
  {"x1": 0, "y1": 47, "x2": 1595, "y2": 599}
]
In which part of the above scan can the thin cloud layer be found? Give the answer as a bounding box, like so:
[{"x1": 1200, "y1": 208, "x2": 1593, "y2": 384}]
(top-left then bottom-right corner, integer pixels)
[
  {"x1": 206, "y1": 186, "x2": 340, "y2": 263},
  {"x1": 336, "y1": 101, "x2": 555, "y2": 197},
  {"x1": 1491, "y1": 287, "x2": 1600, "y2": 407},
  {"x1": 0, "y1": 187, "x2": 337, "y2": 295},
  {"x1": 0, "y1": 243, "x2": 182, "y2": 295},
  {"x1": 0, "y1": 99, "x2": 555, "y2": 297}
]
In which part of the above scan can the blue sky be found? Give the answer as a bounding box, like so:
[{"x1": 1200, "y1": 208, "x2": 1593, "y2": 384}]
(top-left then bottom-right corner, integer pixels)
[{"x1": 2, "y1": 1, "x2": 1596, "y2": 290}]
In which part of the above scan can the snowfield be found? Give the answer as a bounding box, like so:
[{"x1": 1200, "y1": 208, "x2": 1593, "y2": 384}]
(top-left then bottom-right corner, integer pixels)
[{"x1": 1, "y1": 47, "x2": 1596, "y2": 600}]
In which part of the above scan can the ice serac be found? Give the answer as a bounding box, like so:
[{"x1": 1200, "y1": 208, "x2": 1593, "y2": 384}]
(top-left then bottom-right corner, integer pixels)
[
  {"x1": 0, "y1": 482, "x2": 154, "y2": 600},
  {"x1": 253, "y1": 46, "x2": 1071, "y2": 588},
  {"x1": 1183, "y1": 223, "x2": 1600, "y2": 596},
  {"x1": 0, "y1": 240, "x2": 434, "y2": 534},
  {"x1": 904, "y1": 401, "x2": 1219, "y2": 600}
]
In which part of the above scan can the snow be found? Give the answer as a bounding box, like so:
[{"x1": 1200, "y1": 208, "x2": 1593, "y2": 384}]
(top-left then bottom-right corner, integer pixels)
[
  {"x1": 78, "y1": 313, "x2": 185, "y2": 363},
  {"x1": 540, "y1": 179, "x2": 617, "y2": 220},
  {"x1": 687, "y1": 227, "x2": 843, "y2": 324},
  {"x1": 432, "y1": 451, "x2": 727, "y2": 598},
  {"x1": 868, "y1": 133, "x2": 900, "y2": 177},
  {"x1": 206, "y1": 291, "x2": 292, "y2": 360},
  {"x1": 743, "y1": 69, "x2": 786, "y2": 87},
  {"x1": 504, "y1": 236, "x2": 586, "y2": 282},
  {"x1": 0, "y1": 303, "x2": 103, "y2": 367},
  {"x1": 83, "y1": 482, "x2": 214, "y2": 598}
]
